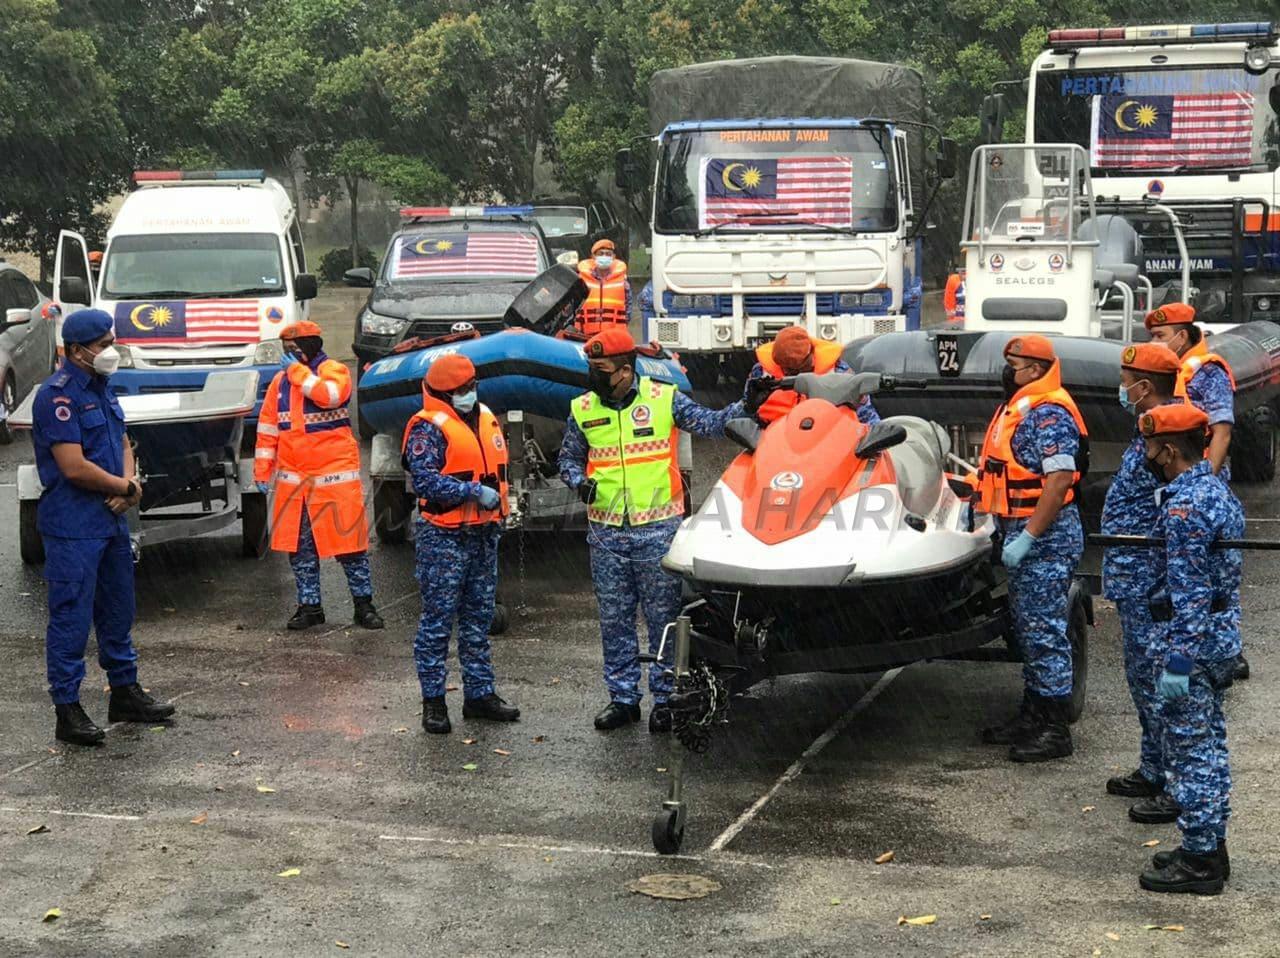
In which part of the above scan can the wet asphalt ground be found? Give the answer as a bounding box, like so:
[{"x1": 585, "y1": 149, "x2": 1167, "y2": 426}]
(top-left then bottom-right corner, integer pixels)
[{"x1": 1, "y1": 293, "x2": 1278, "y2": 956}]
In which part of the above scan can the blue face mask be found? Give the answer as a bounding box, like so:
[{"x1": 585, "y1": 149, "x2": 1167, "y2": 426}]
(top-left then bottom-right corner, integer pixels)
[
  {"x1": 595, "y1": 254, "x2": 614, "y2": 270},
  {"x1": 452, "y1": 389, "x2": 477, "y2": 414},
  {"x1": 1118, "y1": 382, "x2": 1137, "y2": 414}
]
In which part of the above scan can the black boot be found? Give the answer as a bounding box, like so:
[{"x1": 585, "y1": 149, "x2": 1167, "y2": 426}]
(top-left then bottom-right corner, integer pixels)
[
  {"x1": 1139, "y1": 848, "x2": 1224, "y2": 895},
  {"x1": 462, "y1": 693, "x2": 520, "y2": 722},
  {"x1": 422, "y1": 697, "x2": 451, "y2": 734},
  {"x1": 287, "y1": 604, "x2": 325, "y2": 630},
  {"x1": 1154, "y1": 841, "x2": 1229, "y2": 881},
  {"x1": 353, "y1": 597, "x2": 384, "y2": 630},
  {"x1": 1129, "y1": 792, "x2": 1181, "y2": 824},
  {"x1": 108, "y1": 683, "x2": 176, "y2": 724},
  {"x1": 1008, "y1": 694, "x2": 1073, "y2": 763},
  {"x1": 1233, "y1": 653, "x2": 1250, "y2": 682},
  {"x1": 1107, "y1": 768, "x2": 1162, "y2": 798},
  {"x1": 649, "y1": 705, "x2": 672, "y2": 734},
  {"x1": 54, "y1": 702, "x2": 105, "y2": 746},
  {"x1": 981, "y1": 692, "x2": 1035, "y2": 745},
  {"x1": 594, "y1": 701, "x2": 641, "y2": 731}
]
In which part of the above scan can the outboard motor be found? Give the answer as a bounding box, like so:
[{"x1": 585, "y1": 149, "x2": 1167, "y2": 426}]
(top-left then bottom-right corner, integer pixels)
[{"x1": 504, "y1": 264, "x2": 587, "y2": 335}]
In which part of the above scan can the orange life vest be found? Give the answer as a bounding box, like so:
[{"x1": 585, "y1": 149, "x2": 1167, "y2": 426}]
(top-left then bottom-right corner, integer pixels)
[
  {"x1": 943, "y1": 272, "x2": 962, "y2": 319},
  {"x1": 254, "y1": 356, "x2": 368, "y2": 557},
  {"x1": 575, "y1": 260, "x2": 629, "y2": 334},
  {"x1": 401, "y1": 395, "x2": 509, "y2": 529},
  {"x1": 754, "y1": 337, "x2": 844, "y2": 423},
  {"x1": 1174, "y1": 340, "x2": 1236, "y2": 399},
  {"x1": 975, "y1": 361, "x2": 1089, "y2": 519}
]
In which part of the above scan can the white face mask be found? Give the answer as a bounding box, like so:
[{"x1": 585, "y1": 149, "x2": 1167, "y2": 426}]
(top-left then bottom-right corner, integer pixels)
[
  {"x1": 595, "y1": 254, "x2": 614, "y2": 270},
  {"x1": 452, "y1": 389, "x2": 477, "y2": 414},
  {"x1": 91, "y1": 345, "x2": 121, "y2": 377}
]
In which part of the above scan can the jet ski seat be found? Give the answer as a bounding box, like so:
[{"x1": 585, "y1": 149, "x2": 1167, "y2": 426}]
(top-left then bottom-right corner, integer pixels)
[
  {"x1": 879, "y1": 415, "x2": 951, "y2": 517},
  {"x1": 1079, "y1": 214, "x2": 1144, "y2": 291}
]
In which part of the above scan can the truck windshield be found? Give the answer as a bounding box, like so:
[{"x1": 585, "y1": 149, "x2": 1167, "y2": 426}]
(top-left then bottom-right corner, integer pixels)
[
  {"x1": 1033, "y1": 66, "x2": 1280, "y2": 174},
  {"x1": 103, "y1": 233, "x2": 286, "y2": 299},
  {"x1": 654, "y1": 127, "x2": 896, "y2": 233}
]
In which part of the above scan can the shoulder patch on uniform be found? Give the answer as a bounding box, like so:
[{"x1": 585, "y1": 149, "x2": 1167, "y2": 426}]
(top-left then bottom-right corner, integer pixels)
[
  {"x1": 54, "y1": 405, "x2": 72, "y2": 422},
  {"x1": 53, "y1": 395, "x2": 72, "y2": 405},
  {"x1": 51, "y1": 371, "x2": 70, "y2": 387},
  {"x1": 410, "y1": 439, "x2": 427, "y2": 457}
]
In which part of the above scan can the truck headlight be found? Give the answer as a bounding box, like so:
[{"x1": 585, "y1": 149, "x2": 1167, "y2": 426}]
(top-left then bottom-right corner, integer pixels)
[
  {"x1": 691, "y1": 294, "x2": 717, "y2": 311},
  {"x1": 253, "y1": 339, "x2": 284, "y2": 365},
  {"x1": 670, "y1": 294, "x2": 693, "y2": 310},
  {"x1": 837, "y1": 293, "x2": 861, "y2": 310},
  {"x1": 115, "y1": 344, "x2": 134, "y2": 369},
  {"x1": 861, "y1": 290, "x2": 887, "y2": 307},
  {"x1": 361, "y1": 308, "x2": 409, "y2": 337}
]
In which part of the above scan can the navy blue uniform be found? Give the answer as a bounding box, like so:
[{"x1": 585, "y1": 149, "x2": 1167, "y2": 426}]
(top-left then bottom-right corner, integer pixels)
[{"x1": 32, "y1": 363, "x2": 138, "y2": 705}]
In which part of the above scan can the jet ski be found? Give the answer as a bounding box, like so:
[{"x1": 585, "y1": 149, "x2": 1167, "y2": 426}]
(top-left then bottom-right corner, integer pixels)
[{"x1": 663, "y1": 371, "x2": 1009, "y2": 682}]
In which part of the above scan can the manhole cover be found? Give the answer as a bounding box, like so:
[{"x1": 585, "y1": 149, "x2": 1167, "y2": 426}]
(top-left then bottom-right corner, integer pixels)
[{"x1": 626, "y1": 873, "x2": 722, "y2": 901}]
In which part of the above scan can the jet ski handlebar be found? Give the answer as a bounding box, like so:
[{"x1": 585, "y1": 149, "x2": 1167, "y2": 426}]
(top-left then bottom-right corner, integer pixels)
[{"x1": 770, "y1": 372, "x2": 927, "y2": 408}]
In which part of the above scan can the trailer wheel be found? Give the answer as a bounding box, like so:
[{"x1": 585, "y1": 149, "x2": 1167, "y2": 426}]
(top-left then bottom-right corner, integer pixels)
[
  {"x1": 489, "y1": 601, "x2": 509, "y2": 636},
  {"x1": 374, "y1": 480, "x2": 410, "y2": 544},
  {"x1": 19, "y1": 498, "x2": 44, "y2": 565},
  {"x1": 240, "y1": 492, "x2": 269, "y2": 558},
  {"x1": 652, "y1": 807, "x2": 684, "y2": 855},
  {"x1": 1067, "y1": 586, "x2": 1089, "y2": 724},
  {"x1": 1229, "y1": 405, "x2": 1275, "y2": 482}
]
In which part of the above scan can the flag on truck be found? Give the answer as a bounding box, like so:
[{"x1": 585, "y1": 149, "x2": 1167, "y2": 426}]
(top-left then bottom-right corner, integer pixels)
[
  {"x1": 1090, "y1": 92, "x2": 1255, "y2": 169},
  {"x1": 113, "y1": 300, "x2": 261, "y2": 344},
  {"x1": 393, "y1": 232, "x2": 540, "y2": 278},
  {"x1": 700, "y1": 156, "x2": 855, "y2": 228}
]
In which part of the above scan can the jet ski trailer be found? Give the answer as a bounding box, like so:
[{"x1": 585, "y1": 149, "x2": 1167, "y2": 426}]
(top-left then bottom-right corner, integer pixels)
[{"x1": 647, "y1": 372, "x2": 1092, "y2": 854}]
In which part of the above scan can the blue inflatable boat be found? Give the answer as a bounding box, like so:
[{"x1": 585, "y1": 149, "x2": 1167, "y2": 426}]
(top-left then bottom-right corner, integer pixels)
[{"x1": 357, "y1": 328, "x2": 691, "y2": 436}]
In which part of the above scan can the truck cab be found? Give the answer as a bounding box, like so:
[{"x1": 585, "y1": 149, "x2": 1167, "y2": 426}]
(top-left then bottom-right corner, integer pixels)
[{"x1": 54, "y1": 170, "x2": 317, "y2": 428}]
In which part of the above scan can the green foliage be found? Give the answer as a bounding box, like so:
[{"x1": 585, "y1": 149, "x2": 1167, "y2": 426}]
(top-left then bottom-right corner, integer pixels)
[{"x1": 319, "y1": 244, "x2": 377, "y2": 282}]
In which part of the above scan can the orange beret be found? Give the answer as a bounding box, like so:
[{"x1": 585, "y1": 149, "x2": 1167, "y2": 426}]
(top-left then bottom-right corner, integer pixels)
[
  {"x1": 1144, "y1": 302, "x2": 1196, "y2": 330},
  {"x1": 591, "y1": 239, "x2": 616, "y2": 255},
  {"x1": 1121, "y1": 342, "x2": 1181, "y2": 376},
  {"x1": 280, "y1": 320, "x2": 323, "y2": 340},
  {"x1": 1004, "y1": 334, "x2": 1056, "y2": 363},
  {"x1": 584, "y1": 327, "x2": 635, "y2": 359},
  {"x1": 425, "y1": 353, "x2": 476, "y2": 392},
  {"x1": 88, "y1": 250, "x2": 103, "y2": 265},
  {"x1": 772, "y1": 326, "x2": 815, "y2": 373},
  {"x1": 1139, "y1": 402, "x2": 1209, "y2": 437}
]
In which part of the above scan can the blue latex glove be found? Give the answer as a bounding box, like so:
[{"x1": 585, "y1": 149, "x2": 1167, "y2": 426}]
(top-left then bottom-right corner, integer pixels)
[
  {"x1": 474, "y1": 484, "x2": 501, "y2": 511},
  {"x1": 255, "y1": 481, "x2": 271, "y2": 495},
  {"x1": 280, "y1": 352, "x2": 302, "y2": 370},
  {"x1": 1158, "y1": 669, "x2": 1190, "y2": 701},
  {"x1": 1001, "y1": 529, "x2": 1037, "y2": 569}
]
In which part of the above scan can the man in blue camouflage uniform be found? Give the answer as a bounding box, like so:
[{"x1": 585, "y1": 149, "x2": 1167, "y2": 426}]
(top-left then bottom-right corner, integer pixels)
[
  {"x1": 404, "y1": 354, "x2": 519, "y2": 734},
  {"x1": 1102, "y1": 343, "x2": 1185, "y2": 824},
  {"x1": 976, "y1": 336, "x2": 1086, "y2": 763},
  {"x1": 1146, "y1": 302, "x2": 1247, "y2": 684},
  {"x1": 289, "y1": 512, "x2": 374, "y2": 609},
  {"x1": 559, "y1": 327, "x2": 759, "y2": 733},
  {"x1": 1136, "y1": 403, "x2": 1242, "y2": 896}
]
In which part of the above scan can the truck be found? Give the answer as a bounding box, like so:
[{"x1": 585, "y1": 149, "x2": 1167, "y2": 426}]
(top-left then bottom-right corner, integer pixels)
[
  {"x1": 616, "y1": 55, "x2": 956, "y2": 387},
  {"x1": 982, "y1": 20, "x2": 1280, "y2": 327}
]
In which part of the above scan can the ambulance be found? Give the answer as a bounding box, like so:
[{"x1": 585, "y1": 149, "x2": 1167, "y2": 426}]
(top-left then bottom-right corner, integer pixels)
[{"x1": 53, "y1": 170, "x2": 316, "y2": 430}]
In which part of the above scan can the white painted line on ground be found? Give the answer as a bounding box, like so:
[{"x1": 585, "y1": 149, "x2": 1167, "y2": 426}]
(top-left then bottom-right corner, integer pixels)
[
  {"x1": 377, "y1": 832, "x2": 772, "y2": 868},
  {"x1": 0, "y1": 806, "x2": 141, "y2": 822},
  {"x1": 314, "y1": 589, "x2": 418, "y2": 639},
  {"x1": 707, "y1": 668, "x2": 903, "y2": 854}
]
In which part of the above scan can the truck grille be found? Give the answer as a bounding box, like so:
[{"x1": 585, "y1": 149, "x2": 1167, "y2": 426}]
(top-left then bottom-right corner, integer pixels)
[
  {"x1": 1140, "y1": 204, "x2": 1266, "y2": 268},
  {"x1": 727, "y1": 293, "x2": 837, "y2": 315},
  {"x1": 408, "y1": 318, "x2": 505, "y2": 339}
]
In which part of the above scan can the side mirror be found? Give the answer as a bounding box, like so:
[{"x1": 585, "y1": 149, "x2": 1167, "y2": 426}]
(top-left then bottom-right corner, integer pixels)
[
  {"x1": 556, "y1": 250, "x2": 580, "y2": 267},
  {"x1": 979, "y1": 93, "x2": 1007, "y2": 145},
  {"x1": 59, "y1": 276, "x2": 88, "y2": 305},
  {"x1": 854, "y1": 421, "x2": 908, "y2": 458},
  {"x1": 614, "y1": 147, "x2": 638, "y2": 191},
  {"x1": 343, "y1": 267, "x2": 375, "y2": 288},
  {"x1": 2, "y1": 307, "x2": 31, "y2": 331},
  {"x1": 724, "y1": 417, "x2": 763, "y2": 454},
  {"x1": 294, "y1": 273, "x2": 319, "y2": 301},
  {"x1": 937, "y1": 137, "x2": 958, "y2": 180}
]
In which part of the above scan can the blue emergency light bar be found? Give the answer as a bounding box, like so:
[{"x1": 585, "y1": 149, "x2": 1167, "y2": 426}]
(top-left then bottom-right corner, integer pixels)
[
  {"x1": 399, "y1": 205, "x2": 534, "y2": 219},
  {"x1": 133, "y1": 169, "x2": 267, "y2": 183},
  {"x1": 1048, "y1": 22, "x2": 1276, "y2": 49}
]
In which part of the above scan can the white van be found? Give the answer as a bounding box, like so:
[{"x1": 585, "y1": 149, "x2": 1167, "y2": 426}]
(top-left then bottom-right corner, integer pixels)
[{"x1": 54, "y1": 170, "x2": 317, "y2": 425}]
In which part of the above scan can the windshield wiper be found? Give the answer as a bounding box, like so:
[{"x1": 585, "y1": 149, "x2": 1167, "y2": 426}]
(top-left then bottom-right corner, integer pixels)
[
  {"x1": 217, "y1": 286, "x2": 286, "y2": 297},
  {"x1": 117, "y1": 289, "x2": 196, "y2": 299},
  {"x1": 692, "y1": 212, "x2": 857, "y2": 237}
]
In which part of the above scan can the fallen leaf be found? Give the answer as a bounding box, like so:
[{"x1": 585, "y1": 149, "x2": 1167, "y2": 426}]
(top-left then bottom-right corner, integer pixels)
[
  {"x1": 493, "y1": 748, "x2": 512, "y2": 756},
  {"x1": 163, "y1": 607, "x2": 176, "y2": 613},
  {"x1": 462, "y1": 763, "x2": 478, "y2": 771},
  {"x1": 549, "y1": 677, "x2": 561, "y2": 685},
  {"x1": 980, "y1": 914, "x2": 992, "y2": 921},
  {"x1": 394, "y1": 727, "x2": 409, "y2": 734},
  {"x1": 26, "y1": 824, "x2": 49, "y2": 836},
  {"x1": 42, "y1": 908, "x2": 61, "y2": 923},
  {"x1": 1161, "y1": 925, "x2": 1184, "y2": 933},
  {"x1": 335, "y1": 943, "x2": 350, "y2": 950},
  {"x1": 238, "y1": 681, "x2": 250, "y2": 687},
  {"x1": 214, "y1": 786, "x2": 225, "y2": 792},
  {"x1": 256, "y1": 785, "x2": 276, "y2": 794},
  {"x1": 544, "y1": 856, "x2": 553, "y2": 863},
  {"x1": 446, "y1": 685, "x2": 459, "y2": 692},
  {"x1": 276, "y1": 867, "x2": 300, "y2": 878},
  {"x1": 1141, "y1": 839, "x2": 1160, "y2": 848},
  {"x1": 875, "y1": 850, "x2": 895, "y2": 865},
  {"x1": 190, "y1": 812, "x2": 208, "y2": 826},
  {"x1": 231, "y1": 750, "x2": 241, "y2": 757},
  {"x1": 531, "y1": 735, "x2": 545, "y2": 743},
  {"x1": 898, "y1": 915, "x2": 937, "y2": 926},
  {"x1": 1105, "y1": 932, "x2": 1121, "y2": 941},
  {"x1": 1081, "y1": 805, "x2": 1096, "y2": 813},
  {"x1": 829, "y1": 898, "x2": 842, "y2": 906},
  {"x1": 656, "y1": 767, "x2": 668, "y2": 773},
  {"x1": 462, "y1": 738, "x2": 476, "y2": 745},
  {"x1": 150, "y1": 726, "x2": 166, "y2": 732},
  {"x1": 1093, "y1": 950, "x2": 1102, "y2": 958}
]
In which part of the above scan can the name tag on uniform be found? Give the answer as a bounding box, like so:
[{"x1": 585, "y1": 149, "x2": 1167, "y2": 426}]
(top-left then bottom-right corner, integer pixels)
[
  {"x1": 633, "y1": 427, "x2": 655, "y2": 437},
  {"x1": 582, "y1": 417, "x2": 610, "y2": 429}
]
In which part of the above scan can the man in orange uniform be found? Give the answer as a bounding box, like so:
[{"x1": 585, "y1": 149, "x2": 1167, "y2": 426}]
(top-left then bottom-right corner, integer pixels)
[
  {"x1": 575, "y1": 238, "x2": 630, "y2": 334},
  {"x1": 975, "y1": 335, "x2": 1087, "y2": 763},
  {"x1": 254, "y1": 322, "x2": 384, "y2": 631},
  {"x1": 402, "y1": 354, "x2": 519, "y2": 734},
  {"x1": 742, "y1": 326, "x2": 880, "y2": 426}
]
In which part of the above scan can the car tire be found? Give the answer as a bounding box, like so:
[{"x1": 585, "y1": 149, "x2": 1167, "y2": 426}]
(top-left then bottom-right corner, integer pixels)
[{"x1": 0, "y1": 372, "x2": 17, "y2": 445}]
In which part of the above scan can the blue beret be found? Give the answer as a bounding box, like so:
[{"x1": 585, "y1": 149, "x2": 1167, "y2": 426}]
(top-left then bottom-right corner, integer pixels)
[{"x1": 62, "y1": 308, "x2": 114, "y2": 346}]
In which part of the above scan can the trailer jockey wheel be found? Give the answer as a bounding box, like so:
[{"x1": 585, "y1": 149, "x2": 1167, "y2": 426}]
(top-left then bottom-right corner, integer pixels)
[
  {"x1": 489, "y1": 601, "x2": 509, "y2": 636},
  {"x1": 1067, "y1": 581, "x2": 1091, "y2": 724},
  {"x1": 652, "y1": 806, "x2": 685, "y2": 855}
]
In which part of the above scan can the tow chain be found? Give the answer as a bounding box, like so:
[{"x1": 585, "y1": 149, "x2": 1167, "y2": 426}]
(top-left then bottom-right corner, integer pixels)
[
  {"x1": 671, "y1": 664, "x2": 728, "y2": 754},
  {"x1": 515, "y1": 523, "x2": 529, "y2": 616}
]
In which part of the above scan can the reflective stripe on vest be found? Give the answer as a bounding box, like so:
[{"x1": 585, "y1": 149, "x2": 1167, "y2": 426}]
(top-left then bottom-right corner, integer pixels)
[
  {"x1": 975, "y1": 364, "x2": 1088, "y2": 519},
  {"x1": 570, "y1": 377, "x2": 682, "y2": 527},
  {"x1": 576, "y1": 261, "x2": 628, "y2": 334},
  {"x1": 754, "y1": 337, "x2": 843, "y2": 423},
  {"x1": 401, "y1": 398, "x2": 509, "y2": 528}
]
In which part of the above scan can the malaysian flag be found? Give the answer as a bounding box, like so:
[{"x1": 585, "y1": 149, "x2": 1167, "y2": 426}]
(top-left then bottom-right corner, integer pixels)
[
  {"x1": 113, "y1": 300, "x2": 261, "y2": 344},
  {"x1": 394, "y1": 232, "x2": 541, "y2": 277},
  {"x1": 1091, "y1": 92, "x2": 1255, "y2": 169},
  {"x1": 701, "y1": 156, "x2": 855, "y2": 228}
]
